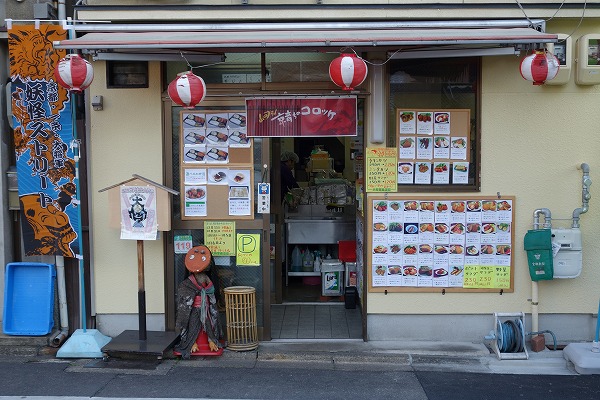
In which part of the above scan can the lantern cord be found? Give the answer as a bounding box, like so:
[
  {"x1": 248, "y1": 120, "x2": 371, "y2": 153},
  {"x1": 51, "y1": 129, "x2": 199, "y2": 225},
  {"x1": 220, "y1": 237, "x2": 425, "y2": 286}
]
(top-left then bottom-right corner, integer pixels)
[
  {"x1": 514, "y1": 0, "x2": 587, "y2": 43},
  {"x1": 339, "y1": 47, "x2": 401, "y2": 67},
  {"x1": 543, "y1": 0, "x2": 566, "y2": 22},
  {"x1": 559, "y1": 0, "x2": 587, "y2": 42}
]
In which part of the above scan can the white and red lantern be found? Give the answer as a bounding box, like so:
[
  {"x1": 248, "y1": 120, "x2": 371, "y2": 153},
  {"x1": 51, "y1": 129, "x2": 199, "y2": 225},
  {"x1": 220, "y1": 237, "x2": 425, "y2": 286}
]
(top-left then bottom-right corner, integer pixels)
[
  {"x1": 329, "y1": 53, "x2": 368, "y2": 90},
  {"x1": 168, "y1": 71, "x2": 206, "y2": 109},
  {"x1": 520, "y1": 50, "x2": 560, "y2": 85},
  {"x1": 54, "y1": 54, "x2": 94, "y2": 92}
]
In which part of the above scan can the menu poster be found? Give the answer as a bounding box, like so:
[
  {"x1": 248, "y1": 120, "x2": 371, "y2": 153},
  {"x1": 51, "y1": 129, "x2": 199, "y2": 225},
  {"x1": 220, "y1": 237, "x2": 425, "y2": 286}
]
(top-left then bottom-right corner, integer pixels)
[
  {"x1": 398, "y1": 111, "x2": 416, "y2": 134},
  {"x1": 184, "y1": 168, "x2": 207, "y2": 185},
  {"x1": 398, "y1": 162, "x2": 414, "y2": 184},
  {"x1": 399, "y1": 136, "x2": 416, "y2": 159},
  {"x1": 433, "y1": 136, "x2": 450, "y2": 159},
  {"x1": 416, "y1": 112, "x2": 433, "y2": 134},
  {"x1": 184, "y1": 185, "x2": 207, "y2": 217},
  {"x1": 204, "y1": 221, "x2": 235, "y2": 256},
  {"x1": 452, "y1": 162, "x2": 469, "y2": 184},
  {"x1": 228, "y1": 186, "x2": 251, "y2": 216},
  {"x1": 183, "y1": 129, "x2": 206, "y2": 145},
  {"x1": 183, "y1": 112, "x2": 206, "y2": 128},
  {"x1": 450, "y1": 137, "x2": 468, "y2": 160},
  {"x1": 416, "y1": 137, "x2": 433, "y2": 159},
  {"x1": 206, "y1": 145, "x2": 229, "y2": 164},
  {"x1": 208, "y1": 168, "x2": 229, "y2": 185},
  {"x1": 369, "y1": 197, "x2": 514, "y2": 291},
  {"x1": 432, "y1": 162, "x2": 450, "y2": 184},
  {"x1": 206, "y1": 128, "x2": 230, "y2": 146},
  {"x1": 433, "y1": 112, "x2": 450, "y2": 135},
  {"x1": 229, "y1": 128, "x2": 250, "y2": 148},
  {"x1": 183, "y1": 145, "x2": 206, "y2": 164},
  {"x1": 180, "y1": 109, "x2": 254, "y2": 220},
  {"x1": 396, "y1": 109, "x2": 471, "y2": 187},
  {"x1": 366, "y1": 147, "x2": 398, "y2": 192},
  {"x1": 228, "y1": 169, "x2": 250, "y2": 186},
  {"x1": 414, "y1": 163, "x2": 431, "y2": 184},
  {"x1": 463, "y1": 265, "x2": 511, "y2": 289}
]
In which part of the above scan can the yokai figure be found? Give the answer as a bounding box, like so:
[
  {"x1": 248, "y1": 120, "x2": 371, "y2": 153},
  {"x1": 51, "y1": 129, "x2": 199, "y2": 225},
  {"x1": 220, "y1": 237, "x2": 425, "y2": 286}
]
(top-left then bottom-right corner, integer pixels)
[{"x1": 174, "y1": 245, "x2": 224, "y2": 358}]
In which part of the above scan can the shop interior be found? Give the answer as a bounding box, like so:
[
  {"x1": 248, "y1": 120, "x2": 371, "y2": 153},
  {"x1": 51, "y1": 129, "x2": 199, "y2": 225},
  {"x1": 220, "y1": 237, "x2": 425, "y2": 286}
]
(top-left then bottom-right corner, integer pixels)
[{"x1": 273, "y1": 135, "x2": 359, "y2": 304}]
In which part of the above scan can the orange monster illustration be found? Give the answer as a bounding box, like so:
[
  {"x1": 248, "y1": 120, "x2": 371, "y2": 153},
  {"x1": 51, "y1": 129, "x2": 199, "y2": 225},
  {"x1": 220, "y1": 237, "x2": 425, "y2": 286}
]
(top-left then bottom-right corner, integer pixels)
[
  {"x1": 20, "y1": 194, "x2": 77, "y2": 257},
  {"x1": 9, "y1": 25, "x2": 78, "y2": 257}
]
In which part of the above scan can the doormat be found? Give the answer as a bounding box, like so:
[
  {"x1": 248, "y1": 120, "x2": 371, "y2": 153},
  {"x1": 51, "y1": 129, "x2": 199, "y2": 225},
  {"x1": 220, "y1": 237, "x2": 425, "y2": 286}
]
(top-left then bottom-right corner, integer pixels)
[{"x1": 84, "y1": 358, "x2": 161, "y2": 370}]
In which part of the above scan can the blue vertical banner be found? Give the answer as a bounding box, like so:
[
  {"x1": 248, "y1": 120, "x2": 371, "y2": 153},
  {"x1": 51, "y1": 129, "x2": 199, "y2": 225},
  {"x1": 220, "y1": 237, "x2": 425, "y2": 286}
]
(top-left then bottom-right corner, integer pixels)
[{"x1": 8, "y1": 25, "x2": 80, "y2": 257}]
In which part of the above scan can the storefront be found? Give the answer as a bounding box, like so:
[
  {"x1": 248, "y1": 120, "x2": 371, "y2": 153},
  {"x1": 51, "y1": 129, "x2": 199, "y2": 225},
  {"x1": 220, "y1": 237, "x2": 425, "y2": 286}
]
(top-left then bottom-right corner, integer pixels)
[{"x1": 46, "y1": 4, "x2": 600, "y2": 346}]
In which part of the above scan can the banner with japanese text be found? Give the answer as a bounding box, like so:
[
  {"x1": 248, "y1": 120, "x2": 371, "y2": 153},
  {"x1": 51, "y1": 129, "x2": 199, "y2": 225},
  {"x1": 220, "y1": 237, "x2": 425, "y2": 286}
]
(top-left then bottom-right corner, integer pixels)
[
  {"x1": 8, "y1": 25, "x2": 80, "y2": 257},
  {"x1": 245, "y1": 96, "x2": 357, "y2": 137}
]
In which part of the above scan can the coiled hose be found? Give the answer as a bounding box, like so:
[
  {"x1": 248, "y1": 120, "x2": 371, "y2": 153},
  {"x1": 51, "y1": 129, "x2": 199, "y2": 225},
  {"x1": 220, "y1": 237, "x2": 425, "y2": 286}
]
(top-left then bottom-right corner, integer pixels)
[{"x1": 498, "y1": 319, "x2": 525, "y2": 353}]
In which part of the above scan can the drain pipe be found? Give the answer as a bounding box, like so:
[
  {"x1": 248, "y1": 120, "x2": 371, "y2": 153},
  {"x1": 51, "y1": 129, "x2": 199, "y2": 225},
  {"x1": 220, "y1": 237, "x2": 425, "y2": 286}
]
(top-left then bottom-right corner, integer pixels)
[
  {"x1": 572, "y1": 163, "x2": 591, "y2": 228},
  {"x1": 50, "y1": 255, "x2": 69, "y2": 346},
  {"x1": 531, "y1": 208, "x2": 552, "y2": 333}
]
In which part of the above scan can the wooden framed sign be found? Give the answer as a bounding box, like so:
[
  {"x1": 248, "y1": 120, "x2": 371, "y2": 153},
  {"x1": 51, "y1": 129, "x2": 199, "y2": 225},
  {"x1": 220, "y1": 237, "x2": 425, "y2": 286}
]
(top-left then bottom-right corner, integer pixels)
[
  {"x1": 178, "y1": 110, "x2": 254, "y2": 220},
  {"x1": 367, "y1": 195, "x2": 515, "y2": 293}
]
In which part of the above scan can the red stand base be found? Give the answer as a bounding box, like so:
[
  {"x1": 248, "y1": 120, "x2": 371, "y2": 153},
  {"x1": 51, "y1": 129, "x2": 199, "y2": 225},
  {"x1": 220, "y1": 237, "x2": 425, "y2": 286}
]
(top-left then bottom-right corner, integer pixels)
[{"x1": 173, "y1": 330, "x2": 224, "y2": 357}]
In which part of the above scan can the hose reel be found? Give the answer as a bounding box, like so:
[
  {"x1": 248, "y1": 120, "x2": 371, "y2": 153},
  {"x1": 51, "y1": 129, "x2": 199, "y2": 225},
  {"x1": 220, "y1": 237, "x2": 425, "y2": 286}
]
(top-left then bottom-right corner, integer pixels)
[{"x1": 486, "y1": 312, "x2": 529, "y2": 360}]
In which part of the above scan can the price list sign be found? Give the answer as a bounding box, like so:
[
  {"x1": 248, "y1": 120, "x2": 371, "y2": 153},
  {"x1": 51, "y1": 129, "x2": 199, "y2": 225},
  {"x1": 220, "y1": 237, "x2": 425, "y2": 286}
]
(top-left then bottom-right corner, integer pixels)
[
  {"x1": 204, "y1": 221, "x2": 236, "y2": 256},
  {"x1": 366, "y1": 147, "x2": 398, "y2": 192},
  {"x1": 463, "y1": 265, "x2": 511, "y2": 289}
]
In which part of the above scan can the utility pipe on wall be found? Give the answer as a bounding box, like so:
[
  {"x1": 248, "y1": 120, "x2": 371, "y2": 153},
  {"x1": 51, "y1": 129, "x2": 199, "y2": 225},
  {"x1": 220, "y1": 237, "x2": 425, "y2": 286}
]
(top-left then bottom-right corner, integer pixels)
[
  {"x1": 572, "y1": 163, "x2": 591, "y2": 228},
  {"x1": 50, "y1": 255, "x2": 69, "y2": 346},
  {"x1": 531, "y1": 208, "x2": 552, "y2": 334}
]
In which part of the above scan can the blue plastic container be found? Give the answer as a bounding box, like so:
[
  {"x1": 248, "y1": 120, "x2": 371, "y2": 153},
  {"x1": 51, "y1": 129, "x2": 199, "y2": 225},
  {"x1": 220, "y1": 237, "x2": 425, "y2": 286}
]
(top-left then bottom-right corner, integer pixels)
[{"x1": 3, "y1": 262, "x2": 55, "y2": 336}]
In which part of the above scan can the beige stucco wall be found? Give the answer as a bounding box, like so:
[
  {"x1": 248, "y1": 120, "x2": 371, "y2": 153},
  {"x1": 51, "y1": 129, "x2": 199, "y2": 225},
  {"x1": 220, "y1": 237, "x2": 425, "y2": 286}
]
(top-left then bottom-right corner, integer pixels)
[
  {"x1": 89, "y1": 61, "x2": 165, "y2": 314},
  {"x1": 367, "y1": 20, "x2": 600, "y2": 316},
  {"x1": 84, "y1": 9, "x2": 600, "y2": 322}
]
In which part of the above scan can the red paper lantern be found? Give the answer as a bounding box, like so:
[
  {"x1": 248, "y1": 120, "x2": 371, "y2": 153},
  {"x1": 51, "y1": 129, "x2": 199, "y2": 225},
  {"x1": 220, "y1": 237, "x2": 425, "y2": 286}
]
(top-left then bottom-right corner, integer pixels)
[
  {"x1": 54, "y1": 54, "x2": 94, "y2": 92},
  {"x1": 168, "y1": 71, "x2": 206, "y2": 109},
  {"x1": 520, "y1": 50, "x2": 560, "y2": 85},
  {"x1": 329, "y1": 53, "x2": 368, "y2": 90}
]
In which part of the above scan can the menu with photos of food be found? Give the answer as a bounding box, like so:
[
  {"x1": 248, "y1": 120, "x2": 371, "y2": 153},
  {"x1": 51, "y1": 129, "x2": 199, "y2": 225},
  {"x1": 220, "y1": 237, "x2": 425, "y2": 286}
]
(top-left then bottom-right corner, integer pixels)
[
  {"x1": 180, "y1": 110, "x2": 254, "y2": 219},
  {"x1": 369, "y1": 197, "x2": 514, "y2": 291},
  {"x1": 396, "y1": 109, "x2": 471, "y2": 185}
]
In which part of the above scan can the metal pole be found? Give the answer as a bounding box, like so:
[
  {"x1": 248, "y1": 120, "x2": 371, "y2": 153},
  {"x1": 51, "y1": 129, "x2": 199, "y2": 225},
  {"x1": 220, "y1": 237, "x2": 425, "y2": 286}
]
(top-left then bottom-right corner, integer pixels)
[{"x1": 137, "y1": 240, "x2": 147, "y2": 340}]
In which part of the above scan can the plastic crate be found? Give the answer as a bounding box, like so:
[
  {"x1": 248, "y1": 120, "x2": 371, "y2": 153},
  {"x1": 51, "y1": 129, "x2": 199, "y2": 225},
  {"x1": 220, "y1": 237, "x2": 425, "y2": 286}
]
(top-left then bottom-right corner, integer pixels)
[
  {"x1": 338, "y1": 240, "x2": 356, "y2": 262},
  {"x1": 3, "y1": 262, "x2": 55, "y2": 336}
]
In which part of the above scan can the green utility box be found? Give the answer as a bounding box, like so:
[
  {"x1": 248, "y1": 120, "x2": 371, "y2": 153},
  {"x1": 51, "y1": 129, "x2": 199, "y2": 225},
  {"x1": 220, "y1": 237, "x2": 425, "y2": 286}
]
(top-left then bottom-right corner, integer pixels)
[{"x1": 524, "y1": 229, "x2": 554, "y2": 281}]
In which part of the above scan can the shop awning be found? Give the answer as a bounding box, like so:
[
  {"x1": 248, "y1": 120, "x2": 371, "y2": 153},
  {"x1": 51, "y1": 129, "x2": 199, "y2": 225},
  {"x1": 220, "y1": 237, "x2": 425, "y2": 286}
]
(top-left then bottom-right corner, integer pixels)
[{"x1": 53, "y1": 27, "x2": 557, "y2": 53}]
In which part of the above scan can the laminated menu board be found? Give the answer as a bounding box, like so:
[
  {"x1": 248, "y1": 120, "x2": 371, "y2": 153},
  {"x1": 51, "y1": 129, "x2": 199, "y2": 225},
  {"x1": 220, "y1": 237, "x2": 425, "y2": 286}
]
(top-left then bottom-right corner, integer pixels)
[
  {"x1": 396, "y1": 109, "x2": 471, "y2": 185},
  {"x1": 368, "y1": 195, "x2": 514, "y2": 293},
  {"x1": 179, "y1": 110, "x2": 254, "y2": 220}
]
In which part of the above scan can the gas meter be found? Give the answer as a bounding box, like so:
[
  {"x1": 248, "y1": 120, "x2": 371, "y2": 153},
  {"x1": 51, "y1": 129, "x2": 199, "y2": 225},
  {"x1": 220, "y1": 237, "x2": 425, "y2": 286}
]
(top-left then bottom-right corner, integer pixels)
[{"x1": 551, "y1": 228, "x2": 582, "y2": 278}]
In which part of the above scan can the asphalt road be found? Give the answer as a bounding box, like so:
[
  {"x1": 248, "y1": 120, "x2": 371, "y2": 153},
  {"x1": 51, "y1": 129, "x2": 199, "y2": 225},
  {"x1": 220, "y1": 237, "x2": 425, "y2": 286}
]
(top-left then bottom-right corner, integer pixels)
[{"x1": 0, "y1": 357, "x2": 599, "y2": 400}]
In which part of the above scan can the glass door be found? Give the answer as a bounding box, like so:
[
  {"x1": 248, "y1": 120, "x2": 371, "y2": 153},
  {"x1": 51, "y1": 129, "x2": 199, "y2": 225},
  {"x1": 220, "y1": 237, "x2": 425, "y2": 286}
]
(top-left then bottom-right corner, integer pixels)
[{"x1": 164, "y1": 99, "x2": 272, "y2": 340}]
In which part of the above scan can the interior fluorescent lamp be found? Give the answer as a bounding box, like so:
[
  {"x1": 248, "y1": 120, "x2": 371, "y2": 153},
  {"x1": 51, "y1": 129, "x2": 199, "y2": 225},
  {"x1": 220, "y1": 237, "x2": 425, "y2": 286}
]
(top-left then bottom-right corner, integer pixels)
[
  {"x1": 390, "y1": 47, "x2": 519, "y2": 60},
  {"x1": 91, "y1": 52, "x2": 226, "y2": 63},
  {"x1": 369, "y1": 63, "x2": 385, "y2": 144}
]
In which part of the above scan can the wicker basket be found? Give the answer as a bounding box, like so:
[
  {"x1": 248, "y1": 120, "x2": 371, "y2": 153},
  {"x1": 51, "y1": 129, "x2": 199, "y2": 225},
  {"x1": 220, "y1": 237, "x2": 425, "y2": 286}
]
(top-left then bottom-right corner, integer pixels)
[{"x1": 224, "y1": 286, "x2": 258, "y2": 351}]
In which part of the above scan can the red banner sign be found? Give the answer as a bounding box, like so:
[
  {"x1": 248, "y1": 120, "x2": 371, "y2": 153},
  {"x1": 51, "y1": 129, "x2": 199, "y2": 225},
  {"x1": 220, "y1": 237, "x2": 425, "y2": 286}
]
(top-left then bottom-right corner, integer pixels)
[{"x1": 245, "y1": 96, "x2": 357, "y2": 137}]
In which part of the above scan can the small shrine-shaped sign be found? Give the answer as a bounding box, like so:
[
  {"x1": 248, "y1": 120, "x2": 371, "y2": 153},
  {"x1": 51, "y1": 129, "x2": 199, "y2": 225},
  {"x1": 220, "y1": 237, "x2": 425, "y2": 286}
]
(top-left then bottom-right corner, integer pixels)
[{"x1": 98, "y1": 175, "x2": 179, "y2": 356}]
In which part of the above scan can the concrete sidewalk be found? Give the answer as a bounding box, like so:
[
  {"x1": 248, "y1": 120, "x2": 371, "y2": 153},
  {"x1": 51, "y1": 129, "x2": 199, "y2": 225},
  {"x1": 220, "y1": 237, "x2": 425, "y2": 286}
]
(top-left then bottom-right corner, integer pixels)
[
  {"x1": 0, "y1": 333, "x2": 578, "y2": 375},
  {"x1": 246, "y1": 339, "x2": 576, "y2": 375}
]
